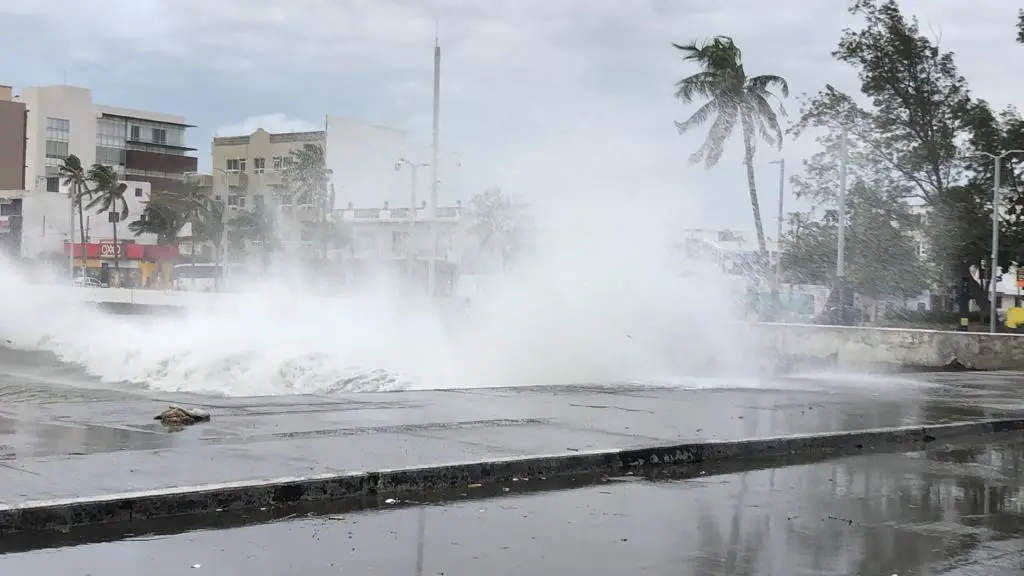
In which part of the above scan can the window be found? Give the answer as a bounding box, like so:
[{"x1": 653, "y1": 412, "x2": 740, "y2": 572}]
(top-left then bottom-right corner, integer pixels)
[
  {"x1": 152, "y1": 128, "x2": 167, "y2": 144},
  {"x1": 130, "y1": 125, "x2": 140, "y2": 140},
  {"x1": 253, "y1": 157, "x2": 266, "y2": 174},
  {"x1": 46, "y1": 177, "x2": 59, "y2": 193},
  {"x1": 45, "y1": 117, "x2": 69, "y2": 135},
  {"x1": 134, "y1": 187, "x2": 144, "y2": 198},
  {"x1": 45, "y1": 139, "x2": 69, "y2": 159},
  {"x1": 239, "y1": 158, "x2": 247, "y2": 172},
  {"x1": 253, "y1": 195, "x2": 264, "y2": 209},
  {"x1": 226, "y1": 158, "x2": 241, "y2": 172},
  {"x1": 272, "y1": 156, "x2": 282, "y2": 170},
  {"x1": 0, "y1": 204, "x2": 13, "y2": 216},
  {"x1": 45, "y1": 117, "x2": 70, "y2": 161}
]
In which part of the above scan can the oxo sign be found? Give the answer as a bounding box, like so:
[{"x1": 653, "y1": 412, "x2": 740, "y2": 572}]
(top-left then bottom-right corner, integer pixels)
[{"x1": 99, "y1": 241, "x2": 123, "y2": 258}]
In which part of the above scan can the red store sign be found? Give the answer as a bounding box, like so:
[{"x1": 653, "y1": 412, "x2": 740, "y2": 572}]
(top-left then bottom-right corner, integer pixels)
[{"x1": 64, "y1": 242, "x2": 179, "y2": 261}]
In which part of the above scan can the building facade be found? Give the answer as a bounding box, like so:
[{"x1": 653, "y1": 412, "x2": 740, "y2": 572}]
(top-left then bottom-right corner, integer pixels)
[
  {"x1": 17, "y1": 85, "x2": 198, "y2": 195},
  {"x1": 211, "y1": 128, "x2": 325, "y2": 213},
  {"x1": 0, "y1": 86, "x2": 27, "y2": 193}
]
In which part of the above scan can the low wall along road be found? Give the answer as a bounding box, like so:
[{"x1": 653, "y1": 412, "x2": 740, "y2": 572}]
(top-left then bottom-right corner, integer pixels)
[
  {"x1": 755, "y1": 322, "x2": 1024, "y2": 371},
  {"x1": 63, "y1": 288, "x2": 1024, "y2": 371}
]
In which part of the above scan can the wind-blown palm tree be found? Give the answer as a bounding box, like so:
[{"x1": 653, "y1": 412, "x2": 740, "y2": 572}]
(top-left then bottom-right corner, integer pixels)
[
  {"x1": 58, "y1": 155, "x2": 91, "y2": 278},
  {"x1": 163, "y1": 176, "x2": 213, "y2": 276},
  {"x1": 229, "y1": 206, "x2": 279, "y2": 266},
  {"x1": 282, "y1": 143, "x2": 332, "y2": 257},
  {"x1": 86, "y1": 164, "x2": 129, "y2": 283},
  {"x1": 194, "y1": 198, "x2": 224, "y2": 273},
  {"x1": 129, "y1": 192, "x2": 186, "y2": 244},
  {"x1": 673, "y1": 35, "x2": 789, "y2": 256}
]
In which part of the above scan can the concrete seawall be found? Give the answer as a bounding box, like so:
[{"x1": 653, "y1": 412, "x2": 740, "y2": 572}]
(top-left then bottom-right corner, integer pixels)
[{"x1": 756, "y1": 322, "x2": 1024, "y2": 371}]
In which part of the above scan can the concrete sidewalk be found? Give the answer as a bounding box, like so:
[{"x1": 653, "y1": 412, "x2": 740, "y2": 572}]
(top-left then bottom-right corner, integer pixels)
[{"x1": 1, "y1": 371, "x2": 1024, "y2": 533}]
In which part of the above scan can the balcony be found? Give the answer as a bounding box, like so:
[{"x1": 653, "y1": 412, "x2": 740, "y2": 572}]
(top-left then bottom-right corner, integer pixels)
[
  {"x1": 214, "y1": 171, "x2": 248, "y2": 188},
  {"x1": 335, "y1": 204, "x2": 463, "y2": 222}
]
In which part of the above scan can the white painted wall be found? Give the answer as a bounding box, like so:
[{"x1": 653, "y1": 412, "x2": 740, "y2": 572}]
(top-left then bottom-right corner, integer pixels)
[
  {"x1": 19, "y1": 86, "x2": 98, "y2": 193},
  {"x1": 19, "y1": 179, "x2": 156, "y2": 258},
  {"x1": 325, "y1": 116, "x2": 408, "y2": 209},
  {"x1": 20, "y1": 191, "x2": 72, "y2": 258}
]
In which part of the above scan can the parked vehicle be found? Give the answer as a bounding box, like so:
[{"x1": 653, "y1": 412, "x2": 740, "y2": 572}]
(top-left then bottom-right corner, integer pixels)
[{"x1": 73, "y1": 276, "x2": 108, "y2": 288}]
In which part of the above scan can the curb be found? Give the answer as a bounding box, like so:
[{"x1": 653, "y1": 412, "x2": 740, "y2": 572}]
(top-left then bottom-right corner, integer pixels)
[{"x1": 2, "y1": 418, "x2": 1022, "y2": 534}]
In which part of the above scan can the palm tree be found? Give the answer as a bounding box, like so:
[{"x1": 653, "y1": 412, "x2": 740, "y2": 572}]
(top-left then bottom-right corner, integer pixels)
[
  {"x1": 58, "y1": 155, "x2": 91, "y2": 278},
  {"x1": 85, "y1": 164, "x2": 129, "y2": 284},
  {"x1": 193, "y1": 198, "x2": 224, "y2": 274},
  {"x1": 129, "y1": 192, "x2": 186, "y2": 244},
  {"x1": 282, "y1": 143, "x2": 332, "y2": 257},
  {"x1": 163, "y1": 176, "x2": 212, "y2": 277},
  {"x1": 229, "y1": 206, "x2": 278, "y2": 266},
  {"x1": 673, "y1": 35, "x2": 789, "y2": 256}
]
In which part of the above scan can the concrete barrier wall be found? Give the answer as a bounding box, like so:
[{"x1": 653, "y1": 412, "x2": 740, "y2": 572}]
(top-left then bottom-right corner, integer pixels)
[{"x1": 754, "y1": 322, "x2": 1024, "y2": 371}]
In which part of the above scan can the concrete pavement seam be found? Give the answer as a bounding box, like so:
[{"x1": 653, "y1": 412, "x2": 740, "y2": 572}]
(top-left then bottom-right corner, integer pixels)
[{"x1": 1, "y1": 417, "x2": 1021, "y2": 534}]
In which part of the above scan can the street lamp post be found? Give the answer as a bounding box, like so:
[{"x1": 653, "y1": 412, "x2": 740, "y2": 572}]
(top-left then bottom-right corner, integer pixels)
[
  {"x1": 396, "y1": 158, "x2": 429, "y2": 286},
  {"x1": 977, "y1": 149, "x2": 1024, "y2": 333},
  {"x1": 768, "y1": 158, "x2": 785, "y2": 293},
  {"x1": 211, "y1": 168, "x2": 231, "y2": 284}
]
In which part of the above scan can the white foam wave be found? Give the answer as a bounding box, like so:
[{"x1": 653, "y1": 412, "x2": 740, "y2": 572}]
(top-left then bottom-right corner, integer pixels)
[{"x1": 0, "y1": 211, "x2": 758, "y2": 396}]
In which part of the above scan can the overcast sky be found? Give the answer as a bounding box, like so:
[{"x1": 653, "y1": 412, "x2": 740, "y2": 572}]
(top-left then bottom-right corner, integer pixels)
[{"x1": 0, "y1": 0, "x2": 1019, "y2": 233}]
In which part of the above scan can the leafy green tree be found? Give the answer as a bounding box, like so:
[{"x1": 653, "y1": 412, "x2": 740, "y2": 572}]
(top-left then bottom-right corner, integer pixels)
[
  {"x1": 468, "y1": 187, "x2": 528, "y2": 274},
  {"x1": 781, "y1": 181, "x2": 927, "y2": 300},
  {"x1": 792, "y1": 0, "x2": 970, "y2": 204},
  {"x1": 927, "y1": 100, "x2": 1024, "y2": 304},
  {"x1": 672, "y1": 35, "x2": 789, "y2": 255},
  {"x1": 792, "y1": 0, "x2": 978, "y2": 311},
  {"x1": 85, "y1": 164, "x2": 129, "y2": 281},
  {"x1": 57, "y1": 154, "x2": 91, "y2": 277}
]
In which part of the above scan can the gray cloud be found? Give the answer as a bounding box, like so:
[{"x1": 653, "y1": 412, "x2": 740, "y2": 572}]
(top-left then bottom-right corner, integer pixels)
[{"x1": 0, "y1": 0, "x2": 1019, "y2": 231}]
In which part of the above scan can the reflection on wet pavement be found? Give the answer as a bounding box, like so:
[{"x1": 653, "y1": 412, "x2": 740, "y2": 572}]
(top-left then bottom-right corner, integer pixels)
[{"x1": 2, "y1": 438, "x2": 1023, "y2": 575}]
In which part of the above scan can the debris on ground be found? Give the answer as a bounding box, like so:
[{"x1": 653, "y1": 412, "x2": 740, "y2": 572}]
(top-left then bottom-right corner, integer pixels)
[{"x1": 155, "y1": 405, "x2": 211, "y2": 430}]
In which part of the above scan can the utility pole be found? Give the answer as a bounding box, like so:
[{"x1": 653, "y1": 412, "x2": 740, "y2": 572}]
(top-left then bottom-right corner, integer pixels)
[
  {"x1": 769, "y1": 158, "x2": 785, "y2": 293},
  {"x1": 834, "y1": 128, "x2": 849, "y2": 325},
  {"x1": 427, "y1": 34, "x2": 441, "y2": 297},
  {"x1": 978, "y1": 149, "x2": 1024, "y2": 333}
]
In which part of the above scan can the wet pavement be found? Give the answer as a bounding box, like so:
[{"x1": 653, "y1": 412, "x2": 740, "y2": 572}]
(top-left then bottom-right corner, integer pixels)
[
  {"x1": 0, "y1": 371, "x2": 1023, "y2": 505},
  {"x1": 3, "y1": 436, "x2": 1023, "y2": 575}
]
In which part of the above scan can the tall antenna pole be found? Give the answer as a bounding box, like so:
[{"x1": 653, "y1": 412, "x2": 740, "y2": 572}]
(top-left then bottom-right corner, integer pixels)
[{"x1": 427, "y1": 31, "x2": 441, "y2": 297}]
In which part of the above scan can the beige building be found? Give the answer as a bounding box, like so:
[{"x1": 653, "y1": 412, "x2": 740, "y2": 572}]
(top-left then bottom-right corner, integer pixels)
[
  {"x1": 16, "y1": 84, "x2": 197, "y2": 196},
  {"x1": 210, "y1": 128, "x2": 324, "y2": 213}
]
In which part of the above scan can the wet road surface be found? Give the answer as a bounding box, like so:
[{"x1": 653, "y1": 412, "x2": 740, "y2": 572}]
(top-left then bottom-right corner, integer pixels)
[
  {"x1": 3, "y1": 437, "x2": 1023, "y2": 575},
  {"x1": 1, "y1": 371, "x2": 1023, "y2": 503}
]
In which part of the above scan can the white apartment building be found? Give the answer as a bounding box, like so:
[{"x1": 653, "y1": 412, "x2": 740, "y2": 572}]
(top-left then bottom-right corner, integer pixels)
[
  {"x1": 18, "y1": 180, "x2": 157, "y2": 260},
  {"x1": 16, "y1": 85, "x2": 198, "y2": 195}
]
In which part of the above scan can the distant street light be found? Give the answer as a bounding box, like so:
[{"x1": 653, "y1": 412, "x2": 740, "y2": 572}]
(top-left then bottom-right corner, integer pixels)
[
  {"x1": 977, "y1": 149, "x2": 1024, "y2": 333},
  {"x1": 396, "y1": 159, "x2": 430, "y2": 284}
]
